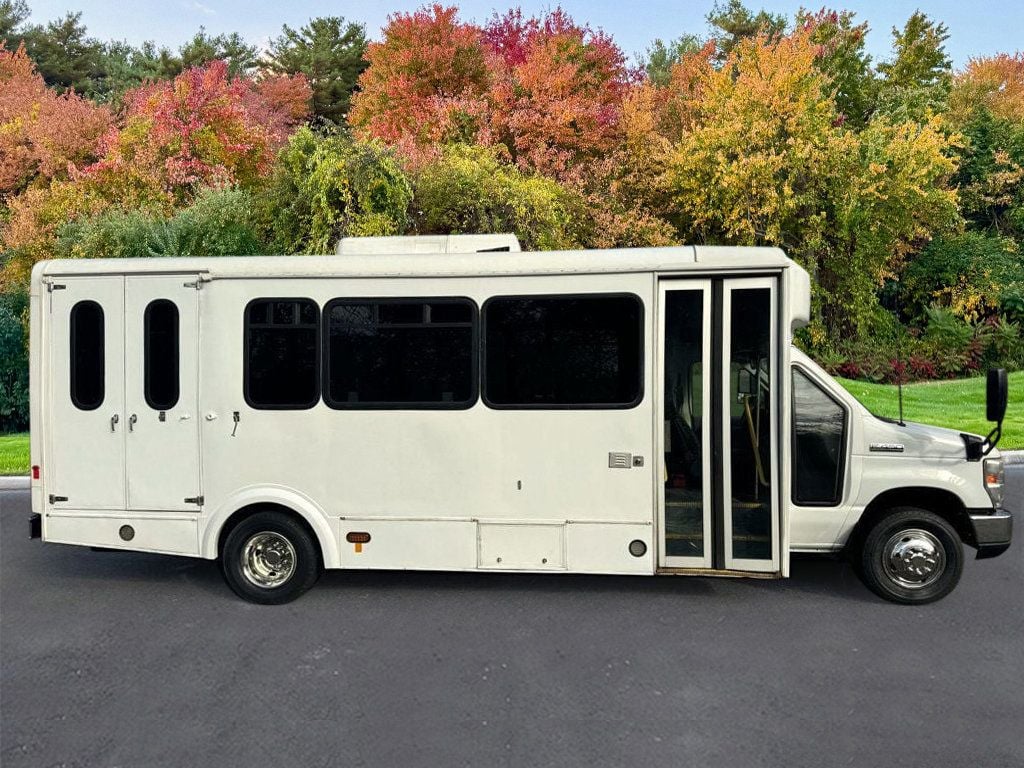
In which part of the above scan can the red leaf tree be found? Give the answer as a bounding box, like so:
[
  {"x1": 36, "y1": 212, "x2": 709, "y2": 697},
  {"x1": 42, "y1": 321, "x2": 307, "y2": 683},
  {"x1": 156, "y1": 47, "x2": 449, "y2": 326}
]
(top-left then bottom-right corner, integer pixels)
[{"x1": 0, "y1": 43, "x2": 112, "y2": 199}]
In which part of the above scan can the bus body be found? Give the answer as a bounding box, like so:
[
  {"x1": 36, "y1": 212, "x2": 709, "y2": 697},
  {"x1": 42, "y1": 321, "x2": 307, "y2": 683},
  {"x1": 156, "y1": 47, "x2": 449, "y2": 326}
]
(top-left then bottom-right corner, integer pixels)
[{"x1": 28, "y1": 241, "x2": 1011, "y2": 604}]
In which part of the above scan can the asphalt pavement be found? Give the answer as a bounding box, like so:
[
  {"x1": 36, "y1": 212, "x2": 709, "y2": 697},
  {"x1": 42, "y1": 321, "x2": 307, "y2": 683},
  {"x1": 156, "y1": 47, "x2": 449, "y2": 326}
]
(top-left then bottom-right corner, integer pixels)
[{"x1": 2, "y1": 470, "x2": 1022, "y2": 768}]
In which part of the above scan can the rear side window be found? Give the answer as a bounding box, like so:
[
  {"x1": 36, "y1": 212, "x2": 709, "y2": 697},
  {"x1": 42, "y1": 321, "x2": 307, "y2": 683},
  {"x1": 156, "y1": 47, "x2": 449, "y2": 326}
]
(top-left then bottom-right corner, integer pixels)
[
  {"x1": 245, "y1": 299, "x2": 320, "y2": 409},
  {"x1": 70, "y1": 300, "x2": 104, "y2": 410},
  {"x1": 792, "y1": 368, "x2": 848, "y2": 505},
  {"x1": 483, "y1": 294, "x2": 644, "y2": 408},
  {"x1": 144, "y1": 299, "x2": 179, "y2": 410},
  {"x1": 324, "y1": 298, "x2": 477, "y2": 408}
]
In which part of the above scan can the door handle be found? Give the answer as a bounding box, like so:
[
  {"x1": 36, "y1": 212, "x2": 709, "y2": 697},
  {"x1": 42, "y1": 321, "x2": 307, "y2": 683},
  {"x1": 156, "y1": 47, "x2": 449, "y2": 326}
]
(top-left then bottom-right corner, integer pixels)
[
  {"x1": 205, "y1": 412, "x2": 218, "y2": 421},
  {"x1": 110, "y1": 414, "x2": 119, "y2": 432},
  {"x1": 128, "y1": 413, "x2": 138, "y2": 432},
  {"x1": 178, "y1": 413, "x2": 192, "y2": 421}
]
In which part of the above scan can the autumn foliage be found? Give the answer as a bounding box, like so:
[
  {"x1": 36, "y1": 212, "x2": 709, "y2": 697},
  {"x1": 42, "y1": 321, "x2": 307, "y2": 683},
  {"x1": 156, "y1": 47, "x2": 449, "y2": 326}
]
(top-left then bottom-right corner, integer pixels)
[
  {"x1": 0, "y1": 44, "x2": 112, "y2": 198},
  {"x1": 1, "y1": 3, "x2": 1022, "y2": 377}
]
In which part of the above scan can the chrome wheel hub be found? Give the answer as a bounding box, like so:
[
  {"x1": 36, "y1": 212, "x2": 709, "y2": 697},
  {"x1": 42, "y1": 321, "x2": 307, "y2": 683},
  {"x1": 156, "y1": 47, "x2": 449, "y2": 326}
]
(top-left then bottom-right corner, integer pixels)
[
  {"x1": 240, "y1": 532, "x2": 297, "y2": 589},
  {"x1": 882, "y1": 528, "x2": 945, "y2": 589}
]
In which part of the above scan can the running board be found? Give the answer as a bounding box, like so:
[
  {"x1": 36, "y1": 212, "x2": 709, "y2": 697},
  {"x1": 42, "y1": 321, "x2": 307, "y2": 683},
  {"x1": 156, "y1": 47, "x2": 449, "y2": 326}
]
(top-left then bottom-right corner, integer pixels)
[{"x1": 656, "y1": 567, "x2": 780, "y2": 579}]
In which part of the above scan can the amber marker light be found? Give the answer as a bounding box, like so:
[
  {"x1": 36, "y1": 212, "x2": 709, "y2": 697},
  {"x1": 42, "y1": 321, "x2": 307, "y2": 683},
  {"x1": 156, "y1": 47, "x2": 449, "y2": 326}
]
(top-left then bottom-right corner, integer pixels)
[{"x1": 346, "y1": 531, "x2": 371, "y2": 553}]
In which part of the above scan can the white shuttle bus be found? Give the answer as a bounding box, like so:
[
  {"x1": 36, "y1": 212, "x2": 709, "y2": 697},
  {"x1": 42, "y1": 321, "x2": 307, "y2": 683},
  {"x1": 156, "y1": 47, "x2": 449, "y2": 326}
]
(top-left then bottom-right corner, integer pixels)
[{"x1": 28, "y1": 236, "x2": 1012, "y2": 604}]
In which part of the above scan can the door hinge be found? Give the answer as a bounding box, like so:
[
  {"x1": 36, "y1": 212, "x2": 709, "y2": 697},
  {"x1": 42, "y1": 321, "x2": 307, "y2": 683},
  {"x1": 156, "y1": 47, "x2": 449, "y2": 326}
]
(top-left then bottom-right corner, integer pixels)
[
  {"x1": 183, "y1": 279, "x2": 206, "y2": 290},
  {"x1": 46, "y1": 283, "x2": 66, "y2": 292},
  {"x1": 48, "y1": 494, "x2": 68, "y2": 503},
  {"x1": 184, "y1": 495, "x2": 204, "y2": 505}
]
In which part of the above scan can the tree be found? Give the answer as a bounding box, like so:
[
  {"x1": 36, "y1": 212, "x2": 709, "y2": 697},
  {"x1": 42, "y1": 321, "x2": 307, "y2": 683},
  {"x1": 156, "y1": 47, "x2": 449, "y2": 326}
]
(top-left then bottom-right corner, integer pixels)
[
  {"x1": 265, "y1": 16, "x2": 368, "y2": 124},
  {"x1": 0, "y1": 43, "x2": 113, "y2": 199},
  {"x1": 706, "y1": 0, "x2": 786, "y2": 63},
  {"x1": 178, "y1": 28, "x2": 258, "y2": 77},
  {"x1": 259, "y1": 126, "x2": 412, "y2": 253},
  {"x1": 0, "y1": 0, "x2": 28, "y2": 40},
  {"x1": 948, "y1": 54, "x2": 1024, "y2": 238},
  {"x1": 89, "y1": 60, "x2": 304, "y2": 204},
  {"x1": 667, "y1": 31, "x2": 960, "y2": 338},
  {"x1": 91, "y1": 40, "x2": 179, "y2": 103},
  {"x1": 17, "y1": 12, "x2": 107, "y2": 93},
  {"x1": 878, "y1": 11, "x2": 951, "y2": 90},
  {"x1": 797, "y1": 8, "x2": 876, "y2": 126},
  {"x1": 484, "y1": 8, "x2": 634, "y2": 178},
  {"x1": 875, "y1": 11, "x2": 951, "y2": 120},
  {"x1": 349, "y1": 4, "x2": 491, "y2": 159},
  {"x1": 643, "y1": 35, "x2": 703, "y2": 88}
]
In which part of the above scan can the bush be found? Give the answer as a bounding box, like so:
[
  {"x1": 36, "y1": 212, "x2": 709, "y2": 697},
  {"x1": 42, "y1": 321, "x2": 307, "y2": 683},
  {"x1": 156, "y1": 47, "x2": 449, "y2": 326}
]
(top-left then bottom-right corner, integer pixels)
[
  {"x1": 149, "y1": 188, "x2": 266, "y2": 257},
  {"x1": 904, "y1": 232, "x2": 1024, "y2": 323},
  {"x1": 0, "y1": 291, "x2": 29, "y2": 432},
  {"x1": 412, "y1": 144, "x2": 578, "y2": 251},
  {"x1": 55, "y1": 188, "x2": 266, "y2": 259},
  {"x1": 260, "y1": 126, "x2": 413, "y2": 253}
]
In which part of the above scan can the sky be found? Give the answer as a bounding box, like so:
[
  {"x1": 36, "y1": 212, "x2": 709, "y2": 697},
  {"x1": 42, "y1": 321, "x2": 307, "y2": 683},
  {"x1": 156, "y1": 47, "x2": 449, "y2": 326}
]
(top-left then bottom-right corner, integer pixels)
[{"x1": 20, "y1": 0, "x2": 1024, "y2": 68}]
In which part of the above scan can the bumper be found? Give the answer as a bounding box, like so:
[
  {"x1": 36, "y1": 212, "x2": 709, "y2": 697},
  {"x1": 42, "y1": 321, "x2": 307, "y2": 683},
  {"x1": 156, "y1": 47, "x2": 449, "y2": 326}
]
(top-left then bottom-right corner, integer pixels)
[
  {"x1": 29, "y1": 513, "x2": 40, "y2": 539},
  {"x1": 969, "y1": 507, "x2": 1012, "y2": 559}
]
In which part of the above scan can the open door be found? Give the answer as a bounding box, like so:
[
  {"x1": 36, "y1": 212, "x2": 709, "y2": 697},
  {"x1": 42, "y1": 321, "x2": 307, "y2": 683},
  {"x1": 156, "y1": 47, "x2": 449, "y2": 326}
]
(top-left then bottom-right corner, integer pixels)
[{"x1": 658, "y1": 277, "x2": 781, "y2": 574}]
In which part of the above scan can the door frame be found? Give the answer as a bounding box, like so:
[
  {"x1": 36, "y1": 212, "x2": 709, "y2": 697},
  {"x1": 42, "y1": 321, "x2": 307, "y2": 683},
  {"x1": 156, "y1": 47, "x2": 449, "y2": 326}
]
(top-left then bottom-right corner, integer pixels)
[
  {"x1": 720, "y1": 276, "x2": 780, "y2": 572},
  {"x1": 656, "y1": 279, "x2": 713, "y2": 569},
  {"x1": 656, "y1": 274, "x2": 783, "y2": 574}
]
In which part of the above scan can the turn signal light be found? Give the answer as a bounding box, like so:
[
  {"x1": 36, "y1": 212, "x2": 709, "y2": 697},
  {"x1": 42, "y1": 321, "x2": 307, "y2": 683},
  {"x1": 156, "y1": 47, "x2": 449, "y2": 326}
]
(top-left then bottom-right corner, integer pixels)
[{"x1": 346, "y1": 532, "x2": 371, "y2": 544}]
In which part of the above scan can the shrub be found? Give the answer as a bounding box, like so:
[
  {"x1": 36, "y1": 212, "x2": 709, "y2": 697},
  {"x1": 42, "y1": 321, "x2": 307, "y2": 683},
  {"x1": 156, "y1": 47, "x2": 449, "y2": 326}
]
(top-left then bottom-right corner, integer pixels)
[
  {"x1": 260, "y1": 126, "x2": 412, "y2": 253},
  {"x1": 0, "y1": 291, "x2": 29, "y2": 432},
  {"x1": 55, "y1": 188, "x2": 266, "y2": 259},
  {"x1": 904, "y1": 232, "x2": 1024, "y2": 323},
  {"x1": 150, "y1": 188, "x2": 265, "y2": 257},
  {"x1": 412, "y1": 144, "x2": 578, "y2": 250}
]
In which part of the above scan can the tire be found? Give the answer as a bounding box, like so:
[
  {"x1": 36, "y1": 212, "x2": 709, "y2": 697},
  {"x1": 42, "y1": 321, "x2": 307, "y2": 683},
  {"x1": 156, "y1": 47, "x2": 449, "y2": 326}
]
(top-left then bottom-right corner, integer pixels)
[
  {"x1": 859, "y1": 507, "x2": 963, "y2": 605},
  {"x1": 221, "y1": 511, "x2": 322, "y2": 604}
]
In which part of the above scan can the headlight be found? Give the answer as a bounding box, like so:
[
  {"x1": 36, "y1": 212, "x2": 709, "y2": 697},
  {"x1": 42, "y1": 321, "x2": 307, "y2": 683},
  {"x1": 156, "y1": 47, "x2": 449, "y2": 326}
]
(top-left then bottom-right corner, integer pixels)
[{"x1": 983, "y1": 457, "x2": 1004, "y2": 507}]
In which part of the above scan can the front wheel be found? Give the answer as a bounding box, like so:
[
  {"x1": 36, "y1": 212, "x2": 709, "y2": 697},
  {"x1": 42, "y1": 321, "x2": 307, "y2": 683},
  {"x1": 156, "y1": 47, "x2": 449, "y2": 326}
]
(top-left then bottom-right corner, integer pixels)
[
  {"x1": 859, "y1": 507, "x2": 963, "y2": 604},
  {"x1": 221, "y1": 511, "x2": 322, "y2": 604}
]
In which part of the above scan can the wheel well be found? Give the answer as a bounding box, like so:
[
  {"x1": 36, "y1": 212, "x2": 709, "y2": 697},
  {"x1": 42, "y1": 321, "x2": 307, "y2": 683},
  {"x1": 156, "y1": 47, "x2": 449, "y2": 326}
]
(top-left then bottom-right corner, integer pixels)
[
  {"x1": 217, "y1": 503, "x2": 324, "y2": 565},
  {"x1": 847, "y1": 487, "x2": 975, "y2": 554}
]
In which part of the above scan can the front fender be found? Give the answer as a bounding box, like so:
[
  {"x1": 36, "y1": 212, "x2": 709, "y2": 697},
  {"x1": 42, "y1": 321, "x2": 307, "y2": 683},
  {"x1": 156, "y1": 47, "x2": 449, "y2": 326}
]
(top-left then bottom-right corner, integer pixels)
[{"x1": 200, "y1": 485, "x2": 341, "y2": 567}]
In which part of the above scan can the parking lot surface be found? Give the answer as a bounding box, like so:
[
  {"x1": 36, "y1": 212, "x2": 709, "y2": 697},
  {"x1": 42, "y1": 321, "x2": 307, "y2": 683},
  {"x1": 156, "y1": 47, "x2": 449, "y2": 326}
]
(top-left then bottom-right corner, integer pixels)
[{"x1": 2, "y1": 470, "x2": 1022, "y2": 768}]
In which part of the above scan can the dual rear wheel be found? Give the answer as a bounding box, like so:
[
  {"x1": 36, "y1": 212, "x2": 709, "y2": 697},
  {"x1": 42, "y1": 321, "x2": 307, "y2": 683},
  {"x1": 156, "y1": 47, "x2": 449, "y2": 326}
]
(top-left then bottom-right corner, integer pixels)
[{"x1": 221, "y1": 511, "x2": 322, "y2": 605}]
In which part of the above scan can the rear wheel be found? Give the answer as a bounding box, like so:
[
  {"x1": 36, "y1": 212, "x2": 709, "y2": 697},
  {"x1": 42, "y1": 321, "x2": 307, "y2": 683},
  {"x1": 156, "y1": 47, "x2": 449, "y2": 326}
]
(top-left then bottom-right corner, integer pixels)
[
  {"x1": 221, "y1": 511, "x2": 322, "y2": 604},
  {"x1": 859, "y1": 507, "x2": 963, "y2": 604}
]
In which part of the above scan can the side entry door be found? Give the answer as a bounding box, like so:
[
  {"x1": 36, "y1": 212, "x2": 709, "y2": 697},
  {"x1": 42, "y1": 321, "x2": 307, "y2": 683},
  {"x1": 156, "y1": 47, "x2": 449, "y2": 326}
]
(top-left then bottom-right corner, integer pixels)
[
  {"x1": 658, "y1": 277, "x2": 780, "y2": 574},
  {"x1": 47, "y1": 276, "x2": 126, "y2": 510},
  {"x1": 123, "y1": 276, "x2": 201, "y2": 511}
]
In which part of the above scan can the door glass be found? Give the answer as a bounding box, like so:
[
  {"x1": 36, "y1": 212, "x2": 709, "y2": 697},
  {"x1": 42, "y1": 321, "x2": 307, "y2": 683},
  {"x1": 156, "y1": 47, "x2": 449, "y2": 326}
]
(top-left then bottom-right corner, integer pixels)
[
  {"x1": 792, "y1": 369, "x2": 847, "y2": 505},
  {"x1": 70, "y1": 300, "x2": 104, "y2": 410},
  {"x1": 664, "y1": 292, "x2": 705, "y2": 558},
  {"x1": 729, "y1": 288, "x2": 772, "y2": 560},
  {"x1": 144, "y1": 299, "x2": 179, "y2": 410}
]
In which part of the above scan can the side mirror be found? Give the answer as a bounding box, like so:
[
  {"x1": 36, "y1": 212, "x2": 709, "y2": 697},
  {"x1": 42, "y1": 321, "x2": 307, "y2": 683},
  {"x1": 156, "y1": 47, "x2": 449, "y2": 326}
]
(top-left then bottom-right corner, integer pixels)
[{"x1": 987, "y1": 368, "x2": 1008, "y2": 424}]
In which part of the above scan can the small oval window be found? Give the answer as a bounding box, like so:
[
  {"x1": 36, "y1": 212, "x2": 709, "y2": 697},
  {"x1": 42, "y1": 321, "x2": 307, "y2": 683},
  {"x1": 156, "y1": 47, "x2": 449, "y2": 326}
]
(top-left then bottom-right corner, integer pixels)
[
  {"x1": 70, "y1": 300, "x2": 104, "y2": 410},
  {"x1": 144, "y1": 299, "x2": 180, "y2": 410}
]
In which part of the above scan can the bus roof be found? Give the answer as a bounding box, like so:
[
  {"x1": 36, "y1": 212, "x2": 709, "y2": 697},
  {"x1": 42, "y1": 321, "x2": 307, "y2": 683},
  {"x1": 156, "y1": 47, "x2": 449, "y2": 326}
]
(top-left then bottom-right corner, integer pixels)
[{"x1": 33, "y1": 246, "x2": 798, "y2": 282}]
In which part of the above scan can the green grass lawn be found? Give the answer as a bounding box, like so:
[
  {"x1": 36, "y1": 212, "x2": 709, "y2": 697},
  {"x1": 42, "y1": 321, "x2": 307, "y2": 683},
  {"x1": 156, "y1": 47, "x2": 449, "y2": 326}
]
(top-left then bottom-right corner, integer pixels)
[
  {"x1": 0, "y1": 432, "x2": 29, "y2": 475},
  {"x1": 837, "y1": 372, "x2": 1024, "y2": 451},
  {"x1": 0, "y1": 372, "x2": 1019, "y2": 475}
]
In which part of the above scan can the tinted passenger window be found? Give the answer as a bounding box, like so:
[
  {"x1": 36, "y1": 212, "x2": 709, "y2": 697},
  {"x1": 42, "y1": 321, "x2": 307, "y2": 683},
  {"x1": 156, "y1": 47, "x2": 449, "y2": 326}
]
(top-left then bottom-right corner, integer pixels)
[
  {"x1": 325, "y1": 299, "x2": 476, "y2": 408},
  {"x1": 144, "y1": 299, "x2": 179, "y2": 410},
  {"x1": 70, "y1": 300, "x2": 104, "y2": 410},
  {"x1": 792, "y1": 369, "x2": 847, "y2": 505},
  {"x1": 484, "y1": 295, "x2": 643, "y2": 407},
  {"x1": 245, "y1": 299, "x2": 320, "y2": 408}
]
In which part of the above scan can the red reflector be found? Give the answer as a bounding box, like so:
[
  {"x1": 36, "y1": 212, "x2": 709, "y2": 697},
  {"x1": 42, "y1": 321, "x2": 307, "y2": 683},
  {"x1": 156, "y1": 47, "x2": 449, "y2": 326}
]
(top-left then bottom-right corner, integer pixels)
[
  {"x1": 346, "y1": 531, "x2": 371, "y2": 544},
  {"x1": 32, "y1": 465, "x2": 40, "y2": 480}
]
